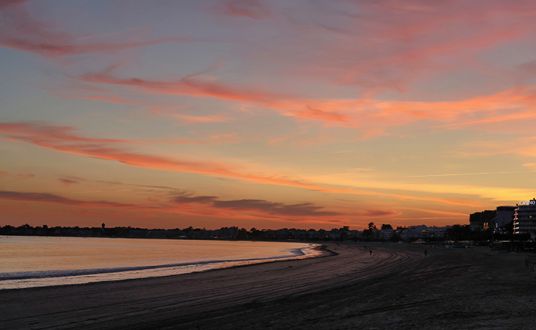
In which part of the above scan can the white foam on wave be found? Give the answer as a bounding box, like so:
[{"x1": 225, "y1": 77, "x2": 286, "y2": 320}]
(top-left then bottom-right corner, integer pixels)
[{"x1": 0, "y1": 243, "x2": 324, "y2": 290}]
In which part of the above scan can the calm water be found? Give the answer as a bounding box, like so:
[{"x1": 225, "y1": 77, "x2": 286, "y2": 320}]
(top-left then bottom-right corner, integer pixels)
[{"x1": 0, "y1": 236, "x2": 321, "y2": 289}]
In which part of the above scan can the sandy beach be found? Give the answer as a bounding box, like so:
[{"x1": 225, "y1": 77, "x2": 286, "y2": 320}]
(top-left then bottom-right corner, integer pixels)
[{"x1": 1, "y1": 242, "x2": 536, "y2": 329}]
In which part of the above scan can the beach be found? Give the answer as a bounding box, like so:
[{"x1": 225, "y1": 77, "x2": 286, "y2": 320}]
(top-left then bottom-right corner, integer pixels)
[{"x1": 1, "y1": 243, "x2": 535, "y2": 329}]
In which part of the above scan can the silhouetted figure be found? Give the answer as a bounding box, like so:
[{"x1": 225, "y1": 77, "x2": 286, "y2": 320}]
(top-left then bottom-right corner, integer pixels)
[
  {"x1": 369, "y1": 249, "x2": 373, "y2": 256},
  {"x1": 102, "y1": 223, "x2": 106, "y2": 229},
  {"x1": 424, "y1": 249, "x2": 428, "y2": 256}
]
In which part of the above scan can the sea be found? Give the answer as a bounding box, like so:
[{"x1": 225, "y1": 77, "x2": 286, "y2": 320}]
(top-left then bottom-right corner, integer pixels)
[{"x1": 0, "y1": 235, "x2": 322, "y2": 290}]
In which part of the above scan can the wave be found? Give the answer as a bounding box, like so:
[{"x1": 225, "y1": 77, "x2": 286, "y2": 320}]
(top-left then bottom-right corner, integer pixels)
[
  {"x1": 0, "y1": 244, "x2": 323, "y2": 289},
  {"x1": 1, "y1": 247, "x2": 307, "y2": 281}
]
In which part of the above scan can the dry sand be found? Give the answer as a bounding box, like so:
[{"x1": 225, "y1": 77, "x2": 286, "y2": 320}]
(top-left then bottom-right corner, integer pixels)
[{"x1": 1, "y1": 242, "x2": 536, "y2": 329}]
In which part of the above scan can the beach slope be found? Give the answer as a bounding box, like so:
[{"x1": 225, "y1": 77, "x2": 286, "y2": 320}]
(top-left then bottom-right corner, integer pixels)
[{"x1": 1, "y1": 243, "x2": 535, "y2": 329}]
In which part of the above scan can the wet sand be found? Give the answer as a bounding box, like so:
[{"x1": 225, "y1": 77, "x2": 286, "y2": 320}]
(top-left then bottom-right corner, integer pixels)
[{"x1": 1, "y1": 243, "x2": 536, "y2": 329}]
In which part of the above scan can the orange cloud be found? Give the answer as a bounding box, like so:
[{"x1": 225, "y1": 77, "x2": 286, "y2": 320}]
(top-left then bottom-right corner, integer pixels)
[
  {"x1": 305, "y1": 86, "x2": 536, "y2": 135},
  {"x1": 0, "y1": 121, "x2": 480, "y2": 207},
  {"x1": 0, "y1": 122, "x2": 321, "y2": 191}
]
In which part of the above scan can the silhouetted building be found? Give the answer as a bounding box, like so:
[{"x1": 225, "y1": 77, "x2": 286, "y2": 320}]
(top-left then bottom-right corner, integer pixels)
[
  {"x1": 492, "y1": 206, "x2": 515, "y2": 234},
  {"x1": 380, "y1": 224, "x2": 394, "y2": 240},
  {"x1": 397, "y1": 225, "x2": 447, "y2": 241},
  {"x1": 469, "y1": 210, "x2": 496, "y2": 231},
  {"x1": 513, "y1": 199, "x2": 536, "y2": 237}
]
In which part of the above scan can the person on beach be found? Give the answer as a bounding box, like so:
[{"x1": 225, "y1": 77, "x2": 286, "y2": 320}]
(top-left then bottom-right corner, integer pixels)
[{"x1": 369, "y1": 249, "x2": 373, "y2": 256}]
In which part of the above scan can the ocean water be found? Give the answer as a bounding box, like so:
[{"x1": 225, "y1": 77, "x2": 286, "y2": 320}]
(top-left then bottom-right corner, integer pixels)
[{"x1": 0, "y1": 236, "x2": 322, "y2": 290}]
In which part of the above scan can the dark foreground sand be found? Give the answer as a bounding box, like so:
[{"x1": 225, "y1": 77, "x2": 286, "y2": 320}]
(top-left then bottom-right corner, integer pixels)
[{"x1": 1, "y1": 243, "x2": 536, "y2": 329}]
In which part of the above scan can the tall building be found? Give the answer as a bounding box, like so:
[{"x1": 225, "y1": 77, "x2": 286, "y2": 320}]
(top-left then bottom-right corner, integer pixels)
[
  {"x1": 513, "y1": 199, "x2": 536, "y2": 236},
  {"x1": 492, "y1": 206, "x2": 515, "y2": 233}
]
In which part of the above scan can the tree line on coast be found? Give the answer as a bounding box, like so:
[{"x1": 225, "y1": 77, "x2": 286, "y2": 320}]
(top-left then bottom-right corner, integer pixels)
[{"x1": 0, "y1": 222, "x2": 507, "y2": 242}]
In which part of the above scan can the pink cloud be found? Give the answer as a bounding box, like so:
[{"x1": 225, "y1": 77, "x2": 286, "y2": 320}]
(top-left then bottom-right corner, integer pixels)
[
  {"x1": 222, "y1": 0, "x2": 536, "y2": 97},
  {"x1": 0, "y1": 0, "x2": 24, "y2": 8},
  {"x1": 0, "y1": 122, "x2": 126, "y2": 144},
  {"x1": 79, "y1": 65, "x2": 534, "y2": 134},
  {"x1": 0, "y1": 0, "x2": 186, "y2": 57},
  {"x1": 149, "y1": 107, "x2": 229, "y2": 124},
  {"x1": 171, "y1": 114, "x2": 228, "y2": 124},
  {"x1": 216, "y1": 0, "x2": 271, "y2": 19},
  {"x1": 81, "y1": 71, "x2": 287, "y2": 104},
  {"x1": 80, "y1": 70, "x2": 350, "y2": 124}
]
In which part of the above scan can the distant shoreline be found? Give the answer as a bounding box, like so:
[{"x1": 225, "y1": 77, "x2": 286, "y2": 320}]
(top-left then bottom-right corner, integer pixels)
[
  {"x1": 0, "y1": 232, "x2": 312, "y2": 243},
  {"x1": 0, "y1": 223, "x2": 457, "y2": 242}
]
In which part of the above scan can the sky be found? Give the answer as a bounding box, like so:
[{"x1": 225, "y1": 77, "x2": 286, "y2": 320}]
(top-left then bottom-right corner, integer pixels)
[{"x1": 0, "y1": 0, "x2": 535, "y2": 230}]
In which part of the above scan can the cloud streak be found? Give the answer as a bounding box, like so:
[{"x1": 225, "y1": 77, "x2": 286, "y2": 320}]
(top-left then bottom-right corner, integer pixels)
[
  {"x1": 174, "y1": 193, "x2": 339, "y2": 217},
  {"x1": 0, "y1": 189, "x2": 343, "y2": 225},
  {"x1": 80, "y1": 70, "x2": 350, "y2": 124},
  {"x1": 0, "y1": 121, "x2": 322, "y2": 190},
  {"x1": 216, "y1": 0, "x2": 271, "y2": 19},
  {"x1": 80, "y1": 64, "x2": 535, "y2": 133},
  {"x1": 0, "y1": 190, "x2": 134, "y2": 208},
  {"x1": 0, "y1": 121, "x2": 482, "y2": 207},
  {"x1": 0, "y1": 0, "x2": 185, "y2": 57},
  {"x1": 253, "y1": 0, "x2": 536, "y2": 95}
]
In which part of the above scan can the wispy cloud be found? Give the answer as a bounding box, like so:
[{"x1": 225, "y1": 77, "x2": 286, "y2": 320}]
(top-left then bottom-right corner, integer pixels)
[
  {"x1": 407, "y1": 171, "x2": 521, "y2": 178},
  {"x1": 174, "y1": 192, "x2": 339, "y2": 217},
  {"x1": 264, "y1": 0, "x2": 536, "y2": 94},
  {"x1": 58, "y1": 177, "x2": 79, "y2": 185},
  {"x1": 0, "y1": 121, "x2": 483, "y2": 207},
  {"x1": 0, "y1": 122, "x2": 126, "y2": 144},
  {"x1": 0, "y1": 121, "x2": 322, "y2": 190},
  {"x1": 215, "y1": 0, "x2": 271, "y2": 19},
  {"x1": 0, "y1": 0, "x2": 186, "y2": 57},
  {"x1": 80, "y1": 63, "x2": 535, "y2": 134},
  {"x1": 80, "y1": 69, "x2": 349, "y2": 124},
  {"x1": 0, "y1": 190, "x2": 135, "y2": 208},
  {"x1": 150, "y1": 107, "x2": 229, "y2": 124}
]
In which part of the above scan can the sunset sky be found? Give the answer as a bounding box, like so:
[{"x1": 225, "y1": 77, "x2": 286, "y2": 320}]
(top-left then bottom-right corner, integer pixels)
[{"x1": 1, "y1": 0, "x2": 535, "y2": 229}]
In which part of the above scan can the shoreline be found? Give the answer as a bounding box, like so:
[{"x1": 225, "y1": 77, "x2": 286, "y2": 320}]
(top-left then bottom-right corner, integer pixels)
[
  {"x1": 2, "y1": 242, "x2": 536, "y2": 329},
  {"x1": 0, "y1": 243, "x2": 332, "y2": 291},
  {"x1": 0, "y1": 243, "x2": 414, "y2": 329}
]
